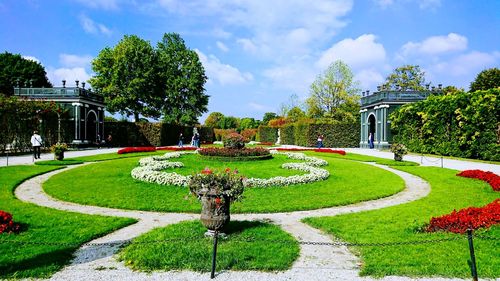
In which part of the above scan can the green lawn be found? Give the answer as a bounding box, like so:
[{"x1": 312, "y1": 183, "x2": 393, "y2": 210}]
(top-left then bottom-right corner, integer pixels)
[
  {"x1": 0, "y1": 165, "x2": 136, "y2": 279},
  {"x1": 118, "y1": 220, "x2": 299, "y2": 272},
  {"x1": 304, "y1": 166, "x2": 500, "y2": 278},
  {"x1": 43, "y1": 152, "x2": 405, "y2": 213}
]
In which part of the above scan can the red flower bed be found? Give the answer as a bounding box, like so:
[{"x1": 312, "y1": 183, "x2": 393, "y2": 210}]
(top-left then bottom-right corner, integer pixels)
[
  {"x1": 156, "y1": 146, "x2": 197, "y2": 151},
  {"x1": 313, "y1": 148, "x2": 346, "y2": 155},
  {"x1": 457, "y1": 170, "x2": 500, "y2": 191},
  {"x1": 426, "y1": 199, "x2": 500, "y2": 234},
  {"x1": 117, "y1": 146, "x2": 156, "y2": 154},
  {"x1": 0, "y1": 210, "x2": 21, "y2": 234},
  {"x1": 199, "y1": 147, "x2": 270, "y2": 157}
]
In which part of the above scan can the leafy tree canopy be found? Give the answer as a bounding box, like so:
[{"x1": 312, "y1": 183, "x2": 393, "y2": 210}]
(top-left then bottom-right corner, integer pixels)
[
  {"x1": 90, "y1": 35, "x2": 159, "y2": 122},
  {"x1": 306, "y1": 60, "x2": 360, "y2": 122},
  {"x1": 239, "y1": 117, "x2": 259, "y2": 130},
  {"x1": 157, "y1": 33, "x2": 208, "y2": 125},
  {"x1": 262, "y1": 112, "x2": 278, "y2": 125},
  {"x1": 382, "y1": 64, "x2": 426, "y2": 91},
  {"x1": 287, "y1": 106, "x2": 306, "y2": 122},
  {"x1": 0, "y1": 52, "x2": 52, "y2": 95},
  {"x1": 204, "y1": 112, "x2": 224, "y2": 128},
  {"x1": 470, "y1": 67, "x2": 500, "y2": 92},
  {"x1": 90, "y1": 33, "x2": 208, "y2": 124}
]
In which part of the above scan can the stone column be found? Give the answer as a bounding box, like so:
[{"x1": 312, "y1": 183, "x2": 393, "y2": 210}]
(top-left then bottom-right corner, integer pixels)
[{"x1": 71, "y1": 102, "x2": 83, "y2": 143}]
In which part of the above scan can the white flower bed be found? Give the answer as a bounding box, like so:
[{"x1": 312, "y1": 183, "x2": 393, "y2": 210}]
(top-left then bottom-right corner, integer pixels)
[{"x1": 131, "y1": 151, "x2": 329, "y2": 188}]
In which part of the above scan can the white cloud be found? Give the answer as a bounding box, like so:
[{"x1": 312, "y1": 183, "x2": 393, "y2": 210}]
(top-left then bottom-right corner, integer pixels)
[
  {"x1": 316, "y1": 34, "x2": 386, "y2": 70},
  {"x1": 74, "y1": 0, "x2": 120, "y2": 10},
  {"x1": 355, "y1": 69, "x2": 385, "y2": 90},
  {"x1": 22, "y1": 56, "x2": 41, "y2": 63},
  {"x1": 47, "y1": 67, "x2": 92, "y2": 87},
  {"x1": 263, "y1": 64, "x2": 316, "y2": 94},
  {"x1": 195, "y1": 49, "x2": 253, "y2": 85},
  {"x1": 59, "y1": 54, "x2": 93, "y2": 68},
  {"x1": 430, "y1": 51, "x2": 499, "y2": 77},
  {"x1": 212, "y1": 28, "x2": 231, "y2": 39},
  {"x1": 400, "y1": 33, "x2": 468, "y2": 57},
  {"x1": 79, "y1": 14, "x2": 112, "y2": 36},
  {"x1": 237, "y1": 38, "x2": 258, "y2": 54},
  {"x1": 373, "y1": 0, "x2": 441, "y2": 10},
  {"x1": 157, "y1": 0, "x2": 353, "y2": 60},
  {"x1": 216, "y1": 41, "x2": 229, "y2": 52}
]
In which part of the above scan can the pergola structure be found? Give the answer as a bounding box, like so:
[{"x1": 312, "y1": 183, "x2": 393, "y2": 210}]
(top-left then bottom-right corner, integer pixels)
[
  {"x1": 14, "y1": 80, "x2": 105, "y2": 145},
  {"x1": 359, "y1": 85, "x2": 442, "y2": 149}
]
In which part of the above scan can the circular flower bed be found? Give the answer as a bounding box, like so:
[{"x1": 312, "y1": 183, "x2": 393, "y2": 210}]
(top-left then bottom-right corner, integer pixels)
[
  {"x1": 131, "y1": 151, "x2": 329, "y2": 188},
  {"x1": 198, "y1": 147, "x2": 272, "y2": 161}
]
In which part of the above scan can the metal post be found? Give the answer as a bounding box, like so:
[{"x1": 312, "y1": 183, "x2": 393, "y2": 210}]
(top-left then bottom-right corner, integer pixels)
[
  {"x1": 6, "y1": 151, "x2": 8, "y2": 166},
  {"x1": 420, "y1": 155, "x2": 423, "y2": 164},
  {"x1": 210, "y1": 230, "x2": 219, "y2": 279},
  {"x1": 441, "y1": 156, "x2": 443, "y2": 168},
  {"x1": 467, "y1": 229, "x2": 478, "y2": 281}
]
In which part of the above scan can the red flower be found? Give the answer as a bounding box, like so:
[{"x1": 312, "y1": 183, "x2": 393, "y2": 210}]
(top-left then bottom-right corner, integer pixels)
[
  {"x1": 224, "y1": 167, "x2": 231, "y2": 173},
  {"x1": 426, "y1": 199, "x2": 500, "y2": 234},
  {"x1": 117, "y1": 147, "x2": 156, "y2": 154},
  {"x1": 457, "y1": 170, "x2": 500, "y2": 191},
  {"x1": 201, "y1": 167, "x2": 213, "y2": 175},
  {"x1": 0, "y1": 210, "x2": 21, "y2": 234},
  {"x1": 215, "y1": 197, "x2": 222, "y2": 205}
]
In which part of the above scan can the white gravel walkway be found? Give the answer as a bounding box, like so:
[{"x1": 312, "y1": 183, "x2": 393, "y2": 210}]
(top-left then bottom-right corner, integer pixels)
[{"x1": 13, "y1": 160, "x2": 497, "y2": 281}]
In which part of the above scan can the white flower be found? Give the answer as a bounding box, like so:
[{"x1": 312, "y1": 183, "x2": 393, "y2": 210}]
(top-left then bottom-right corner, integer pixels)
[{"x1": 131, "y1": 151, "x2": 330, "y2": 188}]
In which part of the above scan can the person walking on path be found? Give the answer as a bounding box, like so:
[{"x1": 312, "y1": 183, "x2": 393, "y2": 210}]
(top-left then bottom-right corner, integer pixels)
[
  {"x1": 178, "y1": 133, "x2": 184, "y2": 147},
  {"x1": 30, "y1": 130, "x2": 43, "y2": 159},
  {"x1": 368, "y1": 132, "x2": 374, "y2": 149},
  {"x1": 317, "y1": 134, "x2": 324, "y2": 148}
]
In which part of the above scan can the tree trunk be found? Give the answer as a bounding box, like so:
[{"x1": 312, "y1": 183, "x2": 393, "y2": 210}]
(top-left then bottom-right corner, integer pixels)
[{"x1": 134, "y1": 112, "x2": 140, "y2": 122}]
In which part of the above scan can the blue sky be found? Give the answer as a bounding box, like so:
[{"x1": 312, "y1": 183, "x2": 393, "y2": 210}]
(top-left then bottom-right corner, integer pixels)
[{"x1": 1, "y1": 0, "x2": 499, "y2": 122}]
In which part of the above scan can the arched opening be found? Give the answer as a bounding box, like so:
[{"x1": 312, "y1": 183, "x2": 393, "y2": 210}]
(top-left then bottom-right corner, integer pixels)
[
  {"x1": 86, "y1": 111, "x2": 97, "y2": 143},
  {"x1": 368, "y1": 114, "x2": 376, "y2": 141}
]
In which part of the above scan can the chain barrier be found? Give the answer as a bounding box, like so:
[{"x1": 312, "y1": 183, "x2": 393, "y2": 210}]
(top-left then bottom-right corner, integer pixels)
[{"x1": 0, "y1": 235, "x2": 471, "y2": 248}]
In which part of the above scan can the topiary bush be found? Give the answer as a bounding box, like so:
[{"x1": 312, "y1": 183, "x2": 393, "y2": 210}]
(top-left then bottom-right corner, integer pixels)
[{"x1": 223, "y1": 133, "x2": 245, "y2": 149}]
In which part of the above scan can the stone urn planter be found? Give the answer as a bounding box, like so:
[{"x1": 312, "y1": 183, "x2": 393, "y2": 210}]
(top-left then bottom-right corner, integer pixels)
[
  {"x1": 394, "y1": 154, "x2": 403, "y2": 161},
  {"x1": 189, "y1": 168, "x2": 245, "y2": 235},
  {"x1": 54, "y1": 151, "x2": 65, "y2": 161},
  {"x1": 199, "y1": 192, "x2": 230, "y2": 232}
]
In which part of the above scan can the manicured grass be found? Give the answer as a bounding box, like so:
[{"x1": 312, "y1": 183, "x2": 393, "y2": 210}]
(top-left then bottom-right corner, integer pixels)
[
  {"x1": 69, "y1": 151, "x2": 166, "y2": 162},
  {"x1": 118, "y1": 220, "x2": 299, "y2": 272},
  {"x1": 0, "y1": 165, "x2": 136, "y2": 279},
  {"x1": 310, "y1": 151, "x2": 418, "y2": 166},
  {"x1": 304, "y1": 166, "x2": 500, "y2": 278},
  {"x1": 35, "y1": 159, "x2": 84, "y2": 166},
  {"x1": 43, "y1": 153, "x2": 405, "y2": 213}
]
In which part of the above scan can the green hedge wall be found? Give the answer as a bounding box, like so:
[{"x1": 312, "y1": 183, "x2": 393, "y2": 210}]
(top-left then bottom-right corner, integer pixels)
[
  {"x1": 257, "y1": 126, "x2": 278, "y2": 143},
  {"x1": 280, "y1": 125, "x2": 295, "y2": 145},
  {"x1": 390, "y1": 89, "x2": 500, "y2": 161},
  {"x1": 105, "y1": 122, "x2": 215, "y2": 147},
  {"x1": 277, "y1": 121, "x2": 360, "y2": 148}
]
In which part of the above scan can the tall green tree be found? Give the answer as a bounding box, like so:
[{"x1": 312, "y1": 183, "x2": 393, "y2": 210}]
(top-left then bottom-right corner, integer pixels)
[
  {"x1": 239, "y1": 117, "x2": 259, "y2": 130},
  {"x1": 157, "y1": 33, "x2": 208, "y2": 125},
  {"x1": 0, "y1": 52, "x2": 52, "y2": 95},
  {"x1": 470, "y1": 67, "x2": 500, "y2": 92},
  {"x1": 306, "y1": 60, "x2": 360, "y2": 122},
  {"x1": 90, "y1": 35, "x2": 159, "y2": 122},
  {"x1": 382, "y1": 64, "x2": 426, "y2": 91},
  {"x1": 204, "y1": 112, "x2": 224, "y2": 128},
  {"x1": 262, "y1": 112, "x2": 278, "y2": 125}
]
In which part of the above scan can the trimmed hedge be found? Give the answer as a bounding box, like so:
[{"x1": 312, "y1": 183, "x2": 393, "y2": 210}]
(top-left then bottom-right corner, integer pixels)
[
  {"x1": 257, "y1": 126, "x2": 278, "y2": 143},
  {"x1": 104, "y1": 122, "x2": 214, "y2": 147},
  {"x1": 278, "y1": 122, "x2": 359, "y2": 148},
  {"x1": 390, "y1": 89, "x2": 500, "y2": 161}
]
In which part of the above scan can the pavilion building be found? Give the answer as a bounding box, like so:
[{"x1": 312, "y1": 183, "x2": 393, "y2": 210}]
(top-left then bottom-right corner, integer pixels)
[
  {"x1": 14, "y1": 80, "x2": 105, "y2": 145},
  {"x1": 359, "y1": 85, "x2": 442, "y2": 149}
]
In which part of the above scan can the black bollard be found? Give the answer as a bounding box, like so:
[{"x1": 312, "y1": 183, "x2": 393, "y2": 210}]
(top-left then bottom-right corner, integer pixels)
[
  {"x1": 467, "y1": 229, "x2": 478, "y2": 281},
  {"x1": 211, "y1": 230, "x2": 219, "y2": 279}
]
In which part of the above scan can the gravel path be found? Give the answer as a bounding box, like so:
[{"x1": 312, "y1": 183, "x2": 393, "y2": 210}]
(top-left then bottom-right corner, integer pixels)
[{"x1": 12, "y1": 162, "x2": 493, "y2": 281}]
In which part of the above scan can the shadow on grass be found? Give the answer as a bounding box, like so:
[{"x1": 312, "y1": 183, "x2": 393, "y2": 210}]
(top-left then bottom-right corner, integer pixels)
[
  {"x1": 0, "y1": 247, "x2": 75, "y2": 279},
  {"x1": 223, "y1": 220, "x2": 269, "y2": 236}
]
